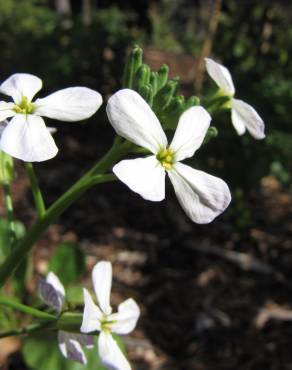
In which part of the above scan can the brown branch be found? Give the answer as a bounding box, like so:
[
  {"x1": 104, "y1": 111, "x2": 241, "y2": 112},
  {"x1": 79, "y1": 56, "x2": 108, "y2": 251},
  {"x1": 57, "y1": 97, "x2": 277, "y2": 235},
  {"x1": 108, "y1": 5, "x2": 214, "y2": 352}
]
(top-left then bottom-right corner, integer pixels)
[{"x1": 194, "y1": 0, "x2": 222, "y2": 91}]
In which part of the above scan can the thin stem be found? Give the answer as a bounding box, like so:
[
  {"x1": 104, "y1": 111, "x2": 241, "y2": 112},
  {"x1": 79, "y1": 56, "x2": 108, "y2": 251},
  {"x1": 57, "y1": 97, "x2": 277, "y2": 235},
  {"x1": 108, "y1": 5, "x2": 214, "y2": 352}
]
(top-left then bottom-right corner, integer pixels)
[
  {"x1": 0, "y1": 321, "x2": 55, "y2": 339},
  {"x1": 0, "y1": 139, "x2": 130, "y2": 287},
  {"x1": 2, "y1": 182, "x2": 16, "y2": 242},
  {"x1": 25, "y1": 162, "x2": 46, "y2": 218},
  {"x1": 0, "y1": 296, "x2": 56, "y2": 320}
]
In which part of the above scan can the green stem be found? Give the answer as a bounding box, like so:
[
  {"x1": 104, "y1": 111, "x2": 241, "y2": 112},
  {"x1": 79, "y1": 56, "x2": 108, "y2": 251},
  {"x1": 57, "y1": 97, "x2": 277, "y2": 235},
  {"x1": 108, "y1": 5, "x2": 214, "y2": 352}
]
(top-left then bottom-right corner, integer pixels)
[
  {"x1": 25, "y1": 162, "x2": 46, "y2": 218},
  {"x1": 57, "y1": 312, "x2": 83, "y2": 332},
  {"x1": 0, "y1": 321, "x2": 55, "y2": 339},
  {"x1": 3, "y1": 181, "x2": 16, "y2": 242},
  {"x1": 0, "y1": 297, "x2": 56, "y2": 320},
  {"x1": 0, "y1": 139, "x2": 130, "y2": 287}
]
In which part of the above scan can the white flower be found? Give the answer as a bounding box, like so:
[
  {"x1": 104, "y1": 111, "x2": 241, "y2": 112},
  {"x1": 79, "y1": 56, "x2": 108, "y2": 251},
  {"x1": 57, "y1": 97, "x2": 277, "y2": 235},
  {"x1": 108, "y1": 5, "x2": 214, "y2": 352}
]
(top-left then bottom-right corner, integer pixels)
[
  {"x1": 81, "y1": 261, "x2": 140, "y2": 370},
  {"x1": 0, "y1": 73, "x2": 102, "y2": 162},
  {"x1": 39, "y1": 272, "x2": 94, "y2": 364},
  {"x1": 205, "y1": 58, "x2": 265, "y2": 139},
  {"x1": 106, "y1": 89, "x2": 231, "y2": 224}
]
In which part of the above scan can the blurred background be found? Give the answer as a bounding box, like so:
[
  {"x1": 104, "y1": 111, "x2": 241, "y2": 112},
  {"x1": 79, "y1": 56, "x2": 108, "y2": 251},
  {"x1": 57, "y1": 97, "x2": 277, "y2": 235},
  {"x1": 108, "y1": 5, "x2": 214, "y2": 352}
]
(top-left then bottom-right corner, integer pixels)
[{"x1": 0, "y1": 0, "x2": 292, "y2": 369}]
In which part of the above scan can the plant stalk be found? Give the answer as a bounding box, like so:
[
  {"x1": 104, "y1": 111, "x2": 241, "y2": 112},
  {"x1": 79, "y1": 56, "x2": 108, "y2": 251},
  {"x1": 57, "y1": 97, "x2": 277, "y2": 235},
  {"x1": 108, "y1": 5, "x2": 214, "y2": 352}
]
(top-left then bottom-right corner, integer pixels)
[
  {"x1": 0, "y1": 296, "x2": 56, "y2": 320},
  {"x1": 0, "y1": 139, "x2": 130, "y2": 287},
  {"x1": 25, "y1": 162, "x2": 46, "y2": 218}
]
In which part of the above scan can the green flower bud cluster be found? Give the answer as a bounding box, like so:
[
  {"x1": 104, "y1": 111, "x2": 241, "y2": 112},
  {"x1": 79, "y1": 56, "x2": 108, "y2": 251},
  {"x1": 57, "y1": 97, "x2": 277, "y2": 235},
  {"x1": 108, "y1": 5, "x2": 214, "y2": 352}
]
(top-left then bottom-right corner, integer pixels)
[{"x1": 122, "y1": 45, "x2": 202, "y2": 132}]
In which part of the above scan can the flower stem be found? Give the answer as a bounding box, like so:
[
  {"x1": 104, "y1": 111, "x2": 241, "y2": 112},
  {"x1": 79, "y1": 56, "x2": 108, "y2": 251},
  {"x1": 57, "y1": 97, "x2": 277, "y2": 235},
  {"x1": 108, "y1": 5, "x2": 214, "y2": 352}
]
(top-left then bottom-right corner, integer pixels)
[
  {"x1": 25, "y1": 162, "x2": 46, "y2": 218},
  {"x1": 0, "y1": 321, "x2": 55, "y2": 339},
  {"x1": 0, "y1": 139, "x2": 130, "y2": 287},
  {"x1": 0, "y1": 296, "x2": 56, "y2": 320},
  {"x1": 2, "y1": 181, "x2": 16, "y2": 243}
]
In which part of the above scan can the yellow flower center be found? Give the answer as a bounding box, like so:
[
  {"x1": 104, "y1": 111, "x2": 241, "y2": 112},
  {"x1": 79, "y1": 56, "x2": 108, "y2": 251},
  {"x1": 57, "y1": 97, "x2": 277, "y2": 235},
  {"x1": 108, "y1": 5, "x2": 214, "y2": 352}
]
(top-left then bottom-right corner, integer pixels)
[
  {"x1": 13, "y1": 96, "x2": 35, "y2": 115},
  {"x1": 100, "y1": 315, "x2": 116, "y2": 334},
  {"x1": 156, "y1": 148, "x2": 175, "y2": 170}
]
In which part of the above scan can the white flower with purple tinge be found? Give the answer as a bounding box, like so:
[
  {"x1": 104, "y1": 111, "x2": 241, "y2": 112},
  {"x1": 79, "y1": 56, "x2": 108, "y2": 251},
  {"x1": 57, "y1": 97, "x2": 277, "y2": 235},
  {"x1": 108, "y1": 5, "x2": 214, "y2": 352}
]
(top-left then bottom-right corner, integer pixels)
[
  {"x1": 0, "y1": 73, "x2": 102, "y2": 162},
  {"x1": 106, "y1": 89, "x2": 231, "y2": 224},
  {"x1": 205, "y1": 58, "x2": 265, "y2": 139},
  {"x1": 81, "y1": 261, "x2": 140, "y2": 370},
  {"x1": 39, "y1": 272, "x2": 94, "y2": 364}
]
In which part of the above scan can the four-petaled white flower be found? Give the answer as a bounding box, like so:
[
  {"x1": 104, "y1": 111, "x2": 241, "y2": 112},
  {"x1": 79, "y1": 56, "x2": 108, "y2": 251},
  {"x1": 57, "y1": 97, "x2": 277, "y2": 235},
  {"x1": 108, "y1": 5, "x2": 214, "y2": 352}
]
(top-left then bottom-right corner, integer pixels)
[
  {"x1": 106, "y1": 89, "x2": 231, "y2": 224},
  {"x1": 81, "y1": 261, "x2": 140, "y2": 370},
  {"x1": 0, "y1": 73, "x2": 102, "y2": 162},
  {"x1": 39, "y1": 272, "x2": 94, "y2": 365},
  {"x1": 205, "y1": 58, "x2": 265, "y2": 139}
]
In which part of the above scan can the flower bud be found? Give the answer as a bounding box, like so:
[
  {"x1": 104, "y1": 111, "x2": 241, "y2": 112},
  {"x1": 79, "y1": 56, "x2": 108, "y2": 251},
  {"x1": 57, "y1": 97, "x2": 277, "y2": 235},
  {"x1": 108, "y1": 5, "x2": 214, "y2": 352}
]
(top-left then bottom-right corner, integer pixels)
[{"x1": 122, "y1": 45, "x2": 143, "y2": 88}]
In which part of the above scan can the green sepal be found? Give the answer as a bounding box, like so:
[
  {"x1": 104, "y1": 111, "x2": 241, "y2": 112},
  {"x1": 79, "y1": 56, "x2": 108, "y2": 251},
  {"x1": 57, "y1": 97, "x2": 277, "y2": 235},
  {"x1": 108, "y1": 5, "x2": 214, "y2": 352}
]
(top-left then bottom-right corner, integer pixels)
[
  {"x1": 122, "y1": 45, "x2": 143, "y2": 88},
  {"x1": 206, "y1": 95, "x2": 231, "y2": 112},
  {"x1": 140, "y1": 84, "x2": 154, "y2": 106},
  {"x1": 153, "y1": 78, "x2": 179, "y2": 113},
  {"x1": 203, "y1": 126, "x2": 218, "y2": 145},
  {"x1": 149, "y1": 71, "x2": 158, "y2": 95},
  {"x1": 162, "y1": 95, "x2": 185, "y2": 130},
  {"x1": 185, "y1": 96, "x2": 200, "y2": 109},
  {"x1": 133, "y1": 63, "x2": 151, "y2": 92},
  {"x1": 57, "y1": 312, "x2": 83, "y2": 332},
  {"x1": 156, "y1": 64, "x2": 169, "y2": 91}
]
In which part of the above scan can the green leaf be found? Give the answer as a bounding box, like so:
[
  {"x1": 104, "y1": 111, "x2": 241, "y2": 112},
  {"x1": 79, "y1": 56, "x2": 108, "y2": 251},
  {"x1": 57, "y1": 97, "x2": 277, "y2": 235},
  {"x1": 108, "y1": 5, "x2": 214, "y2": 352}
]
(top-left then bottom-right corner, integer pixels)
[
  {"x1": 48, "y1": 242, "x2": 86, "y2": 286},
  {"x1": 66, "y1": 287, "x2": 84, "y2": 305}
]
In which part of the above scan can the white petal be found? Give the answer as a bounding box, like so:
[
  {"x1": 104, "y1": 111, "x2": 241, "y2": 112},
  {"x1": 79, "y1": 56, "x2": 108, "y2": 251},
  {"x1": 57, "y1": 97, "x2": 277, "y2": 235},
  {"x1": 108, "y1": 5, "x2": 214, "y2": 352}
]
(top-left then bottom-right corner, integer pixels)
[
  {"x1": 34, "y1": 87, "x2": 102, "y2": 122},
  {"x1": 73, "y1": 333, "x2": 94, "y2": 349},
  {"x1": 168, "y1": 162, "x2": 231, "y2": 224},
  {"x1": 46, "y1": 272, "x2": 65, "y2": 297},
  {"x1": 106, "y1": 89, "x2": 167, "y2": 154},
  {"x1": 205, "y1": 58, "x2": 235, "y2": 95},
  {"x1": 39, "y1": 272, "x2": 65, "y2": 313},
  {"x1": 80, "y1": 288, "x2": 102, "y2": 333},
  {"x1": 0, "y1": 120, "x2": 9, "y2": 138},
  {"x1": 0, "y1": 114, "x2": 58, "y2": 162},
  {"x1": 111, "y1": 299, "x2": 140, "y2": 335},
  {"x1": 231, "y1": 99, "x2": 265, "y2": 139},
  {"x1": 98, "y1": 332, "x2": 131, "y2": 370},
  {"x1": 92, "y1": 261, "x2": 112, "y2": 315},
  {"x1": 0, "y1": 73, "x2": 42, "y2": 104},
  {"x1": 58, "y1": 331, "x2": 87, "y2": 364},
  {"x1": 47, "y1": 126, "x2": 57, "y2": 134},
  {"x1": 113, "y1": 156, "x2": 165, "y2": 202},
  {"x1": 169, "y1": 106, "x2": 211, "y2": 161},
  {"x1": 230, "y1": 103, "x2": 246, "y2": 135},
  {"x1": 0, "y1": 102, "x2": 16, "y2": 121}
]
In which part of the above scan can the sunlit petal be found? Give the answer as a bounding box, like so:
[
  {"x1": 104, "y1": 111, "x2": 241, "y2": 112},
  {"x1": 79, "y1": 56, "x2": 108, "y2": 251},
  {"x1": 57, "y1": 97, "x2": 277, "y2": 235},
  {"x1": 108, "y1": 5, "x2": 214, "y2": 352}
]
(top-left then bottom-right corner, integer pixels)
[
  {"x1": 98, "y1": 332, "x2": 131, "y2": 370},
  {"x1": 113, "y1": 156, "x2": 165, "y2": 202},
  {"x1": 92, "y1": 261, "x2": 112, "y2": 315},
  {"x1": 231, "y1": 99, "x2": 265, "y2": 139},
  {"x1": 168, "y1": 162, "x2": 231, "y2": 224},
  {"x1": 111, "y1": 298, "x2": 140, "y2": 335},
  {"x1": 205, "y1": 58, "x2": 235, "y2": 95},
  {"x1": 0, "y1": 114, "x2": 58, "y2": 162},
  {"x1": 0, "y1": 73, "x2": 42, "y2": 104},
  {"x1": 106, "y1": 89, "x2": 167, "y2": 154},
  {"x1": 0, "y1": 102, "x2": 16, "y2": 121},
  {"x1": 34, "y1": 87, "x2": 102, "y2": 121},
  {"x1": 80, "y1": 288, "x2": 102, "y2": 333},
  {"x1": 169, "y1": 106, "x2": 211, "y2": 161}
]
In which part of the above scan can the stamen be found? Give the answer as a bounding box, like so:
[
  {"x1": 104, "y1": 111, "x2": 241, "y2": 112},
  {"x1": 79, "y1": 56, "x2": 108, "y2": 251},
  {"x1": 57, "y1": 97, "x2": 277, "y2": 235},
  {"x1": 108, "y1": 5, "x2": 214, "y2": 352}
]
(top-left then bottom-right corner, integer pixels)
[
  {"x1": 156, "y1": 148, "x2": 175, "y2": 170},
  {"x1": 100, "y1": 315, "x2": 116, "y2": 334},
  {"x1": 13, "y1": 96, "x2": 35, "y2": 115}
]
